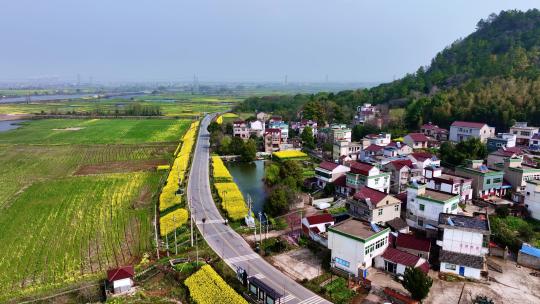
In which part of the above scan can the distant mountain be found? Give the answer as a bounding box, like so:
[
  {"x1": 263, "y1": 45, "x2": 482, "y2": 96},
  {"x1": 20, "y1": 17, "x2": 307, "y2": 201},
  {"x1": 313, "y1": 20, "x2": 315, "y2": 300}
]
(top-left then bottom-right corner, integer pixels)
[{"x1": 236, "y1": 9, "x2": 540, "y2": 130}]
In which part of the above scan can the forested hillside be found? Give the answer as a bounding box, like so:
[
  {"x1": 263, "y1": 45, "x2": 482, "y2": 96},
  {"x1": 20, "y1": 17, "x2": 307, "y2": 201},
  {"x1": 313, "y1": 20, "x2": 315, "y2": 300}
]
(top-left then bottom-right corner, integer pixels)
[{"x1": 235, "y1": 9, "x2": 540, "y2": 130}]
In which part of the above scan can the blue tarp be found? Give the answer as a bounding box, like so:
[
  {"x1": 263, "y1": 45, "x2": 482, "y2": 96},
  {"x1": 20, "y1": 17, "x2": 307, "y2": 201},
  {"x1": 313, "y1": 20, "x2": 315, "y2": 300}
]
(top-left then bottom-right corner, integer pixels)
[{"x1": 520, "y1": 243, "x2": 540, "y2": 258}]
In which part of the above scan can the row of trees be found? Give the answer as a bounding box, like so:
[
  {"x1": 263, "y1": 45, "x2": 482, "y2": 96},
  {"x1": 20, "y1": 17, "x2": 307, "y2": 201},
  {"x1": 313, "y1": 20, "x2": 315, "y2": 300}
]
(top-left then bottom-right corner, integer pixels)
[
  {"x1": 207, "y1": 121, "x2": 257, "y2": 162},
  {"x1": 264, "y1": 160, "x2": 304, "y2": 216}
]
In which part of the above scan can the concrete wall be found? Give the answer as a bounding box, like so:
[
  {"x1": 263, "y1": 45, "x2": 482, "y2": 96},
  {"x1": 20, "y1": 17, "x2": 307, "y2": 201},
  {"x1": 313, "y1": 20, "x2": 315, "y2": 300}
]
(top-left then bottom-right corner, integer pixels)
[
  {"x1": 441, "y1": 229, "x2": 488, "y2": 256},
  {"x1": 440, "y1": 262, "x2": 481, "y2": 279},
  {"x1": 372, "y1": 202, "x2": 401, "y2": 225},
  {"x1": 517, "y1": 252, "x2": 540, "y2": 270}
]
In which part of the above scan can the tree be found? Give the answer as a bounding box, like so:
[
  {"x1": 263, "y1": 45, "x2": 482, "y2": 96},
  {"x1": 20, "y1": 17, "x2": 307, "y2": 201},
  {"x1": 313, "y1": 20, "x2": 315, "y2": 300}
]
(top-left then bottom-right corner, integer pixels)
[
  {"x1": 241, "y1": 139, "x2": 257, "y2": 162},
  {"x1": 225, "y1": 123, "x2": 233, "y2": 135},
  {"x1": 352, "y1": 124, "x2": 379, "y2": 141},
  {"x1": 207, "y1": 121, "x2": 221, "y2": 133},
  {"x1": 264, "y1": 163, "x2": 281, "y2": 186},
  {"x1": 439, "y1": 138, "x2": 487, "y2": 167},
  {"x1": 402, "y1": 267, "x2": 433, "y2": 301},
  {"x1": 265, "y1": 186, "x2": 290, "y2": 216},
  {"x1": 301, "y1": 127, "x2": 315, "y2": 149},
  {"x1": 279, "y1": 160, "x2": 303, "y2": 189}
]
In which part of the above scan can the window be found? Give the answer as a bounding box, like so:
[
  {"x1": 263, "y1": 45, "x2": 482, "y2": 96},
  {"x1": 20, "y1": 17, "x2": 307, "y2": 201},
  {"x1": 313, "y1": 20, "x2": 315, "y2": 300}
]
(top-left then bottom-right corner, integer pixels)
[
  {"x1": 486, "y1": 179, "x2": 491, "y2": 185},
  {"x1": 394, "y1": 205, "x2": 399, "y2": 212},
  {"x1": 445, "y1": 263, "x2": 457, "y2": 270},
  {"x1": 419, "y1": 204, "x2": 425, "y2": 211},
  {"x1": 378, "y1": 208, "x2": 383, "y2": 216},
  {"x1": 418, "y1": 219, "x2": 424, "y2": 227},
  {"x1": 493, "y1": 178, "x2": 502, "y2": 183},
  {"x1": 452, "y1": 203, "x2": 458, "y2": 210},
  {"x1": 335, "y1": 257, "x2": 350, "y2": 268}
]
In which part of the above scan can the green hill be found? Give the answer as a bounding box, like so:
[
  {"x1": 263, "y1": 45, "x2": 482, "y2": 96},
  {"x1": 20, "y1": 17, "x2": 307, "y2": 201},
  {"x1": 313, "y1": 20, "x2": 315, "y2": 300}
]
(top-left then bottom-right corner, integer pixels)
[{"x1": 236, "y1": 9, "x2": 540, "y2": 131}]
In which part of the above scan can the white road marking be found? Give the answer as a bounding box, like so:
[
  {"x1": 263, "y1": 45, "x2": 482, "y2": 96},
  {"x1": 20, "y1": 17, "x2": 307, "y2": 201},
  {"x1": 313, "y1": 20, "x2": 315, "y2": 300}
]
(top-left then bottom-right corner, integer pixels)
[
  {"x1": 298, "y1": 296, "x2": 326, "y2": 304},
  {"x1": 224, "y1": 253, "x2": 260, "y2": 264},
  {"x1": 279, "y1": 294, "x2": 296, "y2": 303}
]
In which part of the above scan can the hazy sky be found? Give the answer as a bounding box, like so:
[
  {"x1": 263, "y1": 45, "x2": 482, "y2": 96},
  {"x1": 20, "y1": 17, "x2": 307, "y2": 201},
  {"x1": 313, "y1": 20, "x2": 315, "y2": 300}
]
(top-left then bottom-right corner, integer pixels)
[{"x1": 1, "y1": 0, "x2": 539, "y2": 83}]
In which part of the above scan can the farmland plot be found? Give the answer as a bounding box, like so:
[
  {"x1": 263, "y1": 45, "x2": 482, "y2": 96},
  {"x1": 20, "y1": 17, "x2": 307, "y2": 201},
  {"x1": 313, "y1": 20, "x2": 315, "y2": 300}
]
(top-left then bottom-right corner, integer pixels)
[{"x1": 0, "y1": 172, "x2": 161, "y2": 300}]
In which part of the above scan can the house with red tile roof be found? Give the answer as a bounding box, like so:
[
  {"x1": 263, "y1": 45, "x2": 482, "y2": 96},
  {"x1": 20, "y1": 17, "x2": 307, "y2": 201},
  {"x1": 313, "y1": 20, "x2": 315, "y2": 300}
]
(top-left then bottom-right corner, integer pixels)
[
  {"x1": 346, "y1": 186, "x2": 402, "y2": 225},
  {"x1": 374, "y1": 247, "x2": 429, "y2": 275},
  {"x1": 421, "y1": 123, "x2": 448, "y2": 141},
  {"x1": 301, "y1": 213, "x2": 335, "y2": 246},
  {"x1": 403, "y1": 133, "x2": 429, "y2": 149},
  {"x1": 395, "y1": 233, "x2": 431, "y2": 260},
  {"x1": 346, "y1": 161, "x2": 391, "y2": 193},
  {"x1": 315, "y1": 161, "x2": 350, "y2": 188},
  {"x1": 384, "y1": 159, "x2": 423, "y2": 194},
  {"x1": 449, "y1": 121, "x2": 495, "y2": 143},
  {"x1": 107, "y1": 265, "x2": 135, "y2": 294},
  {"x1": 408, "y1": 152, "x2": 441, "y2": 176}
]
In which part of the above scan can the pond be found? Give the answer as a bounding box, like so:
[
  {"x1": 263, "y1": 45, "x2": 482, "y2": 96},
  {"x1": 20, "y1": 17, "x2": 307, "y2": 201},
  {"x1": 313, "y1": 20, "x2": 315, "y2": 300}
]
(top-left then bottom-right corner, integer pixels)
[
  {"x1": 0, "y1": 120, "x2": 26, "y2": 132},
  {"x1": 225, "y1": 160, "x2": 267, "y2": 216}
]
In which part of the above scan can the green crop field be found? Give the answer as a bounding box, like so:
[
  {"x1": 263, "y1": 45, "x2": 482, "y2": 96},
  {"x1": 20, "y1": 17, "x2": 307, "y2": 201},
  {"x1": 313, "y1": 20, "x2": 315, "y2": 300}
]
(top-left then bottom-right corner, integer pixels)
[
  {"x1": 0, "y1": 119, "x2": 189, "y2": 144},
  {"x1": 0, "y1": 118, "x2": 191, "y2": 301}
]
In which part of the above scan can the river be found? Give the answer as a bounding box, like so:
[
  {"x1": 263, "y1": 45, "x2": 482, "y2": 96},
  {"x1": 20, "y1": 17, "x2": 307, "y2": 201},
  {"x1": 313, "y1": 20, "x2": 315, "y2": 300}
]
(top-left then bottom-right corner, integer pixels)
[
  {"x1": 0, "y1": 120, "x2": 26, "y2": 132},
  {"x1": 225, "y1": 160, "x2": 268, "y2": 216},
  {"x1": 0, "y1": 92, "x2": 146, "y2": 104}
]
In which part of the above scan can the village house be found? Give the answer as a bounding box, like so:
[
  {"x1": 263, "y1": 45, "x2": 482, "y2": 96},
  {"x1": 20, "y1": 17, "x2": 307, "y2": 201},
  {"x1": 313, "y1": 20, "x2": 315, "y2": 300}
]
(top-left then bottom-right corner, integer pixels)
[
  {"x1": 517, "y1": 243, "x2": 540, "y2": 270},
  {"x1": 268, "y1": 120, "x2": 289, "y2": 141},
  {"x1": 315, "y1": 161, "x2": 351, "y2": 189},
  {"x1": 509, "y1": 122, "x2": 539, "y2": 146},
  {"x1": 487, "y1": 147, "x2": 523, "y2": 169},
  {"x1": 330, "y1": 124, "x2": 352, "y2": 143},
  {"x1": 449, "y1": 121, "x2": 495, "y2": 143},
  {"x1": 333, "y1": 140, "x2": 362, "y2": 161},
  {"x1": 395, "y1": 233, "x2": 431, "y2": 260},
  {"x1": 384, "y1": 159, "x2": 423, "y2": 194},
  {"x1": 383, "y1": 141, "x2": 413, "y2": 157},
  {"x1": 291, "y1": 119, "x2": 318, "y2": 136},
  {"x1": 421, "y1": 123, "x2": 448, "y2": 141},
  {"x1": 256, "y1": 111, "x2": 270, "y2": 122},
  {"x1": 362, "y1": 133, "x2": 392, "y2": 147},
  {"x1": 346, "y1": 161, "x2": 391, "y2": 194},
  {"x1": 233, "y1": 120, "x2": 250, "y2": 140},
  {"x1": 346, "y1": 186, "x2": 401, "y2": 225},
  {"x1": 408, "y1": 152, "x2": 441, "y2": 176},
  {"x1": 301, "y1": 213, "x2": 334, "y2": 247},
  {"x1": 437, "y1": 213, "x2": 490, "y2": 280},
  {"x1": 249, "y1": 120, "x2": 265, "y2": 137},
  {"x1": 354, "y1": 103, "x2": 379, "y2": 125},
  {"x1": 374, "y1": 247, "x2": 429, "y2": 276},
  {"x1": 526, "y1": 180, "x2": 540, "y2": 221},
  {"x1": 263, "y1": 129, "x2": 282, "y2": 153},
  {"x1": 360, "y1": 144, "x2": 385, "y2": 161},
  {"x1": 530, "y1": 133, "x2": 540, "y2": 151},
  {"x1": 424, "y1": 165, "x2": 473, "y2": 202},
  {"x1": 455, "y1": 160, "x2": 507, "y2": 199},
  {"x1": 405, "y1": 182, "x2": 460, "y2": 234},
  {"x1": 403, "y1": 133, "x2": 429, "y2": 149},
  {"x1": 327, "y1": 219, "x2": 390, "y2": 278},
  {"x1": 496, "y1": 157, "x2": 540, "y2": 193},
  {"x1": 486, "y1": 133, "x2": 516, "y2": 152},
  {"x1": 107, "y1": 265, "x2": 135, "y2": 294},
  {"x1": 386, "y1": 217, "x2": 409, "y2": 233}
]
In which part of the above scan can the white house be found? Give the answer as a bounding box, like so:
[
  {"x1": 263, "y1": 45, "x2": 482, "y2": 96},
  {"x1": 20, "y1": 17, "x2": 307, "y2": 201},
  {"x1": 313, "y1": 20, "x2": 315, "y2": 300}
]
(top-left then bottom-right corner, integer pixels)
[
  {"x1": 363, "y1": 133, "x2": 391, "y2": 147},
  {"x1": 107, "y1": 265, "x2": 135, "y2": 294},
  {"x1": 346, "y1": 161, "x2": 391, "y2": 194},
  {"x1": 333, "y1": 141, "x2": 362, "y2": 161},
  {"x1": 301, "y1": 213, "x2": 335, "y2": 247},
  {"x1": 526, "y1": 180, "x2": 540, "y2": 221},
  {"x1": 424, "y1": 166, "x2": 473, "y2": 202},
  {"x1": 403, "y1": 133, "x2": 429, "y2": 149},
  {"x1": 328, "y1": 219, "x2": 390, "y2": 278},
  {"x1": 354, "y1": 103, "x2": 379, "y2": 125},
  {"x1": 249, "y1": 120, "x2": 265, "y2": 137},
  {"x1": 374, "y1": 247, "x2": 429, "y2": 276},
  {"x1": 315, "y1": 161, "x2": 350, "y2": 189},
  {"x1": 530, "y1": 133, "x2": 540, "y2": 151},
  {"x1": 268, "y1": 121, "x2": 289, "y2": 141},
  {"x1": 405, "y1": 183, "x2": 460, "y2": 234},
  {"x1": 346, "y1": 186, "x2": 402, "y2": 225},
  {"x1": 449, "y1": 121, "x2": 495, "y2": 143},
  {"x1": 408, "y1": 152, "x2": 441, "y2": 176},
  {"x1": 233, "y1": 120, "x2": 250, "y2": 140},
  {"x1": 437, "y1": 213, "x2": 490, "y2": 280},
  {"x1": 509, "y1": 122, "x2": 539, "y2": 146}
]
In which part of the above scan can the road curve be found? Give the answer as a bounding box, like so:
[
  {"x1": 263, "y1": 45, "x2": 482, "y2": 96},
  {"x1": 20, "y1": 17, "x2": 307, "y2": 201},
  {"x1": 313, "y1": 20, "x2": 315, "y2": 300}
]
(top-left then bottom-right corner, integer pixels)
[{"x1": 187, "y1": 114, "x2": 331, "y2": 304}]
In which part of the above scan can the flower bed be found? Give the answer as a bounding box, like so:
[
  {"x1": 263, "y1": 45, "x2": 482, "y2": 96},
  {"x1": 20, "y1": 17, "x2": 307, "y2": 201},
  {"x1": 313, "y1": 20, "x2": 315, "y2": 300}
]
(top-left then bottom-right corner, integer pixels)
[
  {"x1": 160, "y1": 208, "x2": 189, "y2": 236},
  {"x1": 185, "y1": 265, "x2": 248, "y2": 304},
  {"x1": 212, "y1": 156, "x2": 233, "y2": 182},
  {"x1": 272, "y1": 150, "x2": 308, "y2": 160},
  {"x1": 214, "y1": 182, "x2": 248, "y2": 220}
]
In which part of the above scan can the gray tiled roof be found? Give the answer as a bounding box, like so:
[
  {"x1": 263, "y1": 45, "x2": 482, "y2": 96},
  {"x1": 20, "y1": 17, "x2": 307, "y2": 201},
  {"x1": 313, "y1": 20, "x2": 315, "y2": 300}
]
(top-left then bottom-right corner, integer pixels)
[
  {"x1": 438, "y1": 213, "x2": 489, "y2": 231},
  {"x1": 439, "y1": 250, "x2": 484, "y2": 269}
]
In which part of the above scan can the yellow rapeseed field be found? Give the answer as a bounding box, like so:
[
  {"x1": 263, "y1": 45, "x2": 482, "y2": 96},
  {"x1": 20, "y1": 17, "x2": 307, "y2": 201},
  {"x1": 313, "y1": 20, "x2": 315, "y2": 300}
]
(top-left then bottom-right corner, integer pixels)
[
  {"x1": 272, "y1": 150, "x2": 307, "y2": 159},
  {"x1": 185, "y1": 265, "x2": 248, "y2": 304}
]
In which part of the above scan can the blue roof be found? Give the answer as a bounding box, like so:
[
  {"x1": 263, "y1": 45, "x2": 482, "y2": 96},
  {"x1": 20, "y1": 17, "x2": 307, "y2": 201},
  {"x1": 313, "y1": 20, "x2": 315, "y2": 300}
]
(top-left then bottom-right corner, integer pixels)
[{"x1": 520, "y1": 244, "x2": 540, "y2": 258}]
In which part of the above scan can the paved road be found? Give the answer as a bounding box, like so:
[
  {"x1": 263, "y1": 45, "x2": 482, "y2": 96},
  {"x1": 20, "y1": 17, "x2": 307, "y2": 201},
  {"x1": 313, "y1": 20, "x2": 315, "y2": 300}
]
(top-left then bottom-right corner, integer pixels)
[{"x1": 187, "y1": 114, "x2": 331, "y2": 304}]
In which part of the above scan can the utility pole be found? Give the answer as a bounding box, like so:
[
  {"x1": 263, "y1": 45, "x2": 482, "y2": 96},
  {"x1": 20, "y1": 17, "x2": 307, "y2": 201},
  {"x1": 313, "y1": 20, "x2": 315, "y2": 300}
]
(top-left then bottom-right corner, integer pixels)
[
  {"x1": 174, "y1": 215, "x2": 178, "y2": 255},
  {"x1": 258, "y1": 212, "x2": 263, "y2": 244},
  {"x1": 265, "y1": 213, "x2": 269, "y2": 241},
  {"x1": 154, "y1": 204, "x2": 160, "y2": 259},
  {"x1": 166, "y1": 233, "x2": 170, "y2": 257},
  {"x1": 190, "y1": 199, "x2": 194, "y2": 247}
]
